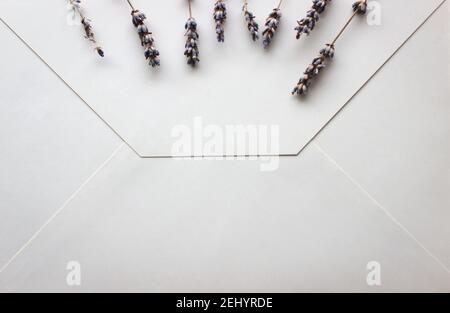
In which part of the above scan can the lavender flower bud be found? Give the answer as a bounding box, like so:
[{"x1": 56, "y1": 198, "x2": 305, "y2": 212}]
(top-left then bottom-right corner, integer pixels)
[
  {"x1": 352, "y1": 0, "x2": 368, "y2": 15},
  {"x1": 132, "y1": 11, "x2": 146, "y2": 27},
  {"x1": 95, "y1": 47, "x2": 104, "y2": 57},
  {"x1": 319, "y1": 43, "x2": 335, "y2": 58},
  {"x1": 69, "y1": 0, "x2": 104, "y2": 57},
  {"x1": 71, "y1": 0, "x2": 81, "y2": 10}
]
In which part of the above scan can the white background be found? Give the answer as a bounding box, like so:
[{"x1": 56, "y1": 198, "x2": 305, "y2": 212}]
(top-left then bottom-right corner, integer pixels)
[{"x1": 0, "y1": 0, "x2": 449, "y2": 291}]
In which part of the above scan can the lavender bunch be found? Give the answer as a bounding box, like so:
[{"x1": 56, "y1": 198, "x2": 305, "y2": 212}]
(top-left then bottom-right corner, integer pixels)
[
  {"x1": 68, "y1": 0, "x2": 104, "y2": 57},
  {"x1": 295, "y1": 0, "x2": 332, "y2": 39},
  {"x1": 292, "y1": 0, "x2": 368, "y2": 96},
  {"x1": 242, "y1": 2, "x2": 259, "y2": 41},
  {"x1": 292, "y1": 44, "x2": 334, "y2": 95},
  {"x1": 262, "y1": 8, "x2": 282, "y2": 48},
  {"x1": 131, "y1": 9, "x2": 160, "y2": 67},
  {"x1": 185, "y1": 18, "x2": 200, "y2": 66},
  {"x1": 213, "y1": 0, "x2": 227, "y2": 42}
]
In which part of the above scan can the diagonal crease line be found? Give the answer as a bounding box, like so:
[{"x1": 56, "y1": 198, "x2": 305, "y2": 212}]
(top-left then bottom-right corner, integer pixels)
[
  {"x1": 0, "y1": 143, "x2": 126, "y2": 275},
  {"x1": 0, "y1": 0, "x2": 446, "y2": 159},
  {"x1": 313, "y1": 143, "x2": 450, "y2": 275},
  {"x1": 0, "y1": 18, "x2": 143, "y2": 158},
  {"x1": 295, "y1": 0, "x2": 447, "y2": 157}
]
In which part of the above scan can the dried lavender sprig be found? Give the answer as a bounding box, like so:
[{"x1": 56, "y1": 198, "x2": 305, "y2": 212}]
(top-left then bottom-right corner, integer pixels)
[
  {"x1": 330, "y1": 0, "x2": 367, "y2": 46},
  {"x1": 262, "y1": 8, "x2": 282, "y2": 48},
  {"x1": 68, "y1": 0, "x2": 104, "y2": 57},
  {"x1": 213, "y1": 0, "x2": 227, "y2": 42},
  {"x1": 185, "y1": 18, "x2": 200, "y2": 66},
  {"x1": 295, "y1": 0, "x2": 332, "y2": 40},
  {"x1": 242, "y1": 1, "x2": 259, "y2": 41},
  {"x1": 291, "y1": 44, "x2": 334, "y2": 95},
  {"x1": 262, "y1": 0, "x2": 283, "y2": 49},
  {"x1": 185, "y1": 1, "x2": 200, "y2": 66},
  {"x1": 292, "y1": 0, "x2": 368, "y2": 96},
  {"x1": 130, "y1": 8, "x2": 160, "y2": 67}
]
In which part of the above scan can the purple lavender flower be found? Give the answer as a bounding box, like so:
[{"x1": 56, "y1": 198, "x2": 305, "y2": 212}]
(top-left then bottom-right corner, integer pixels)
[
  {"x1": 185, "y1": 18, "x2": 200, "y2": 66},
  {"x1": 243, "y1": 3, "x2": 259, "y2": 41},
  {"x1": 353, "y1": 0, "x2": 368, "y2": 14},
  {"x1": 295, "y1": 0, "x2": 332, "y2": 40},
  {"x1": 292, "y1": 44, "x2": 334, "y2": 95},
  {"x1": 262, "y1": 8, "x2": 282, "y2": 48},
  {"x1": 213, "y1": 0, "x2": 227, "y2": 42},
  {"x1": 131, "y1": 9, "x2": 160, "y2": 67}
]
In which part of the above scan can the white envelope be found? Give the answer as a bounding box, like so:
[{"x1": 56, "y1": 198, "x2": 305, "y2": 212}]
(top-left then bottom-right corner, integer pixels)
[{"x1": 0, "y1": 0, "x2": 449, "y2": 292}]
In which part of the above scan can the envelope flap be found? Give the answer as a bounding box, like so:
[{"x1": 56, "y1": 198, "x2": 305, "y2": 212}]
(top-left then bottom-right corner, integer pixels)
[{"x1": 0, "y1": 0, "x2": 443, "y2": 157}]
